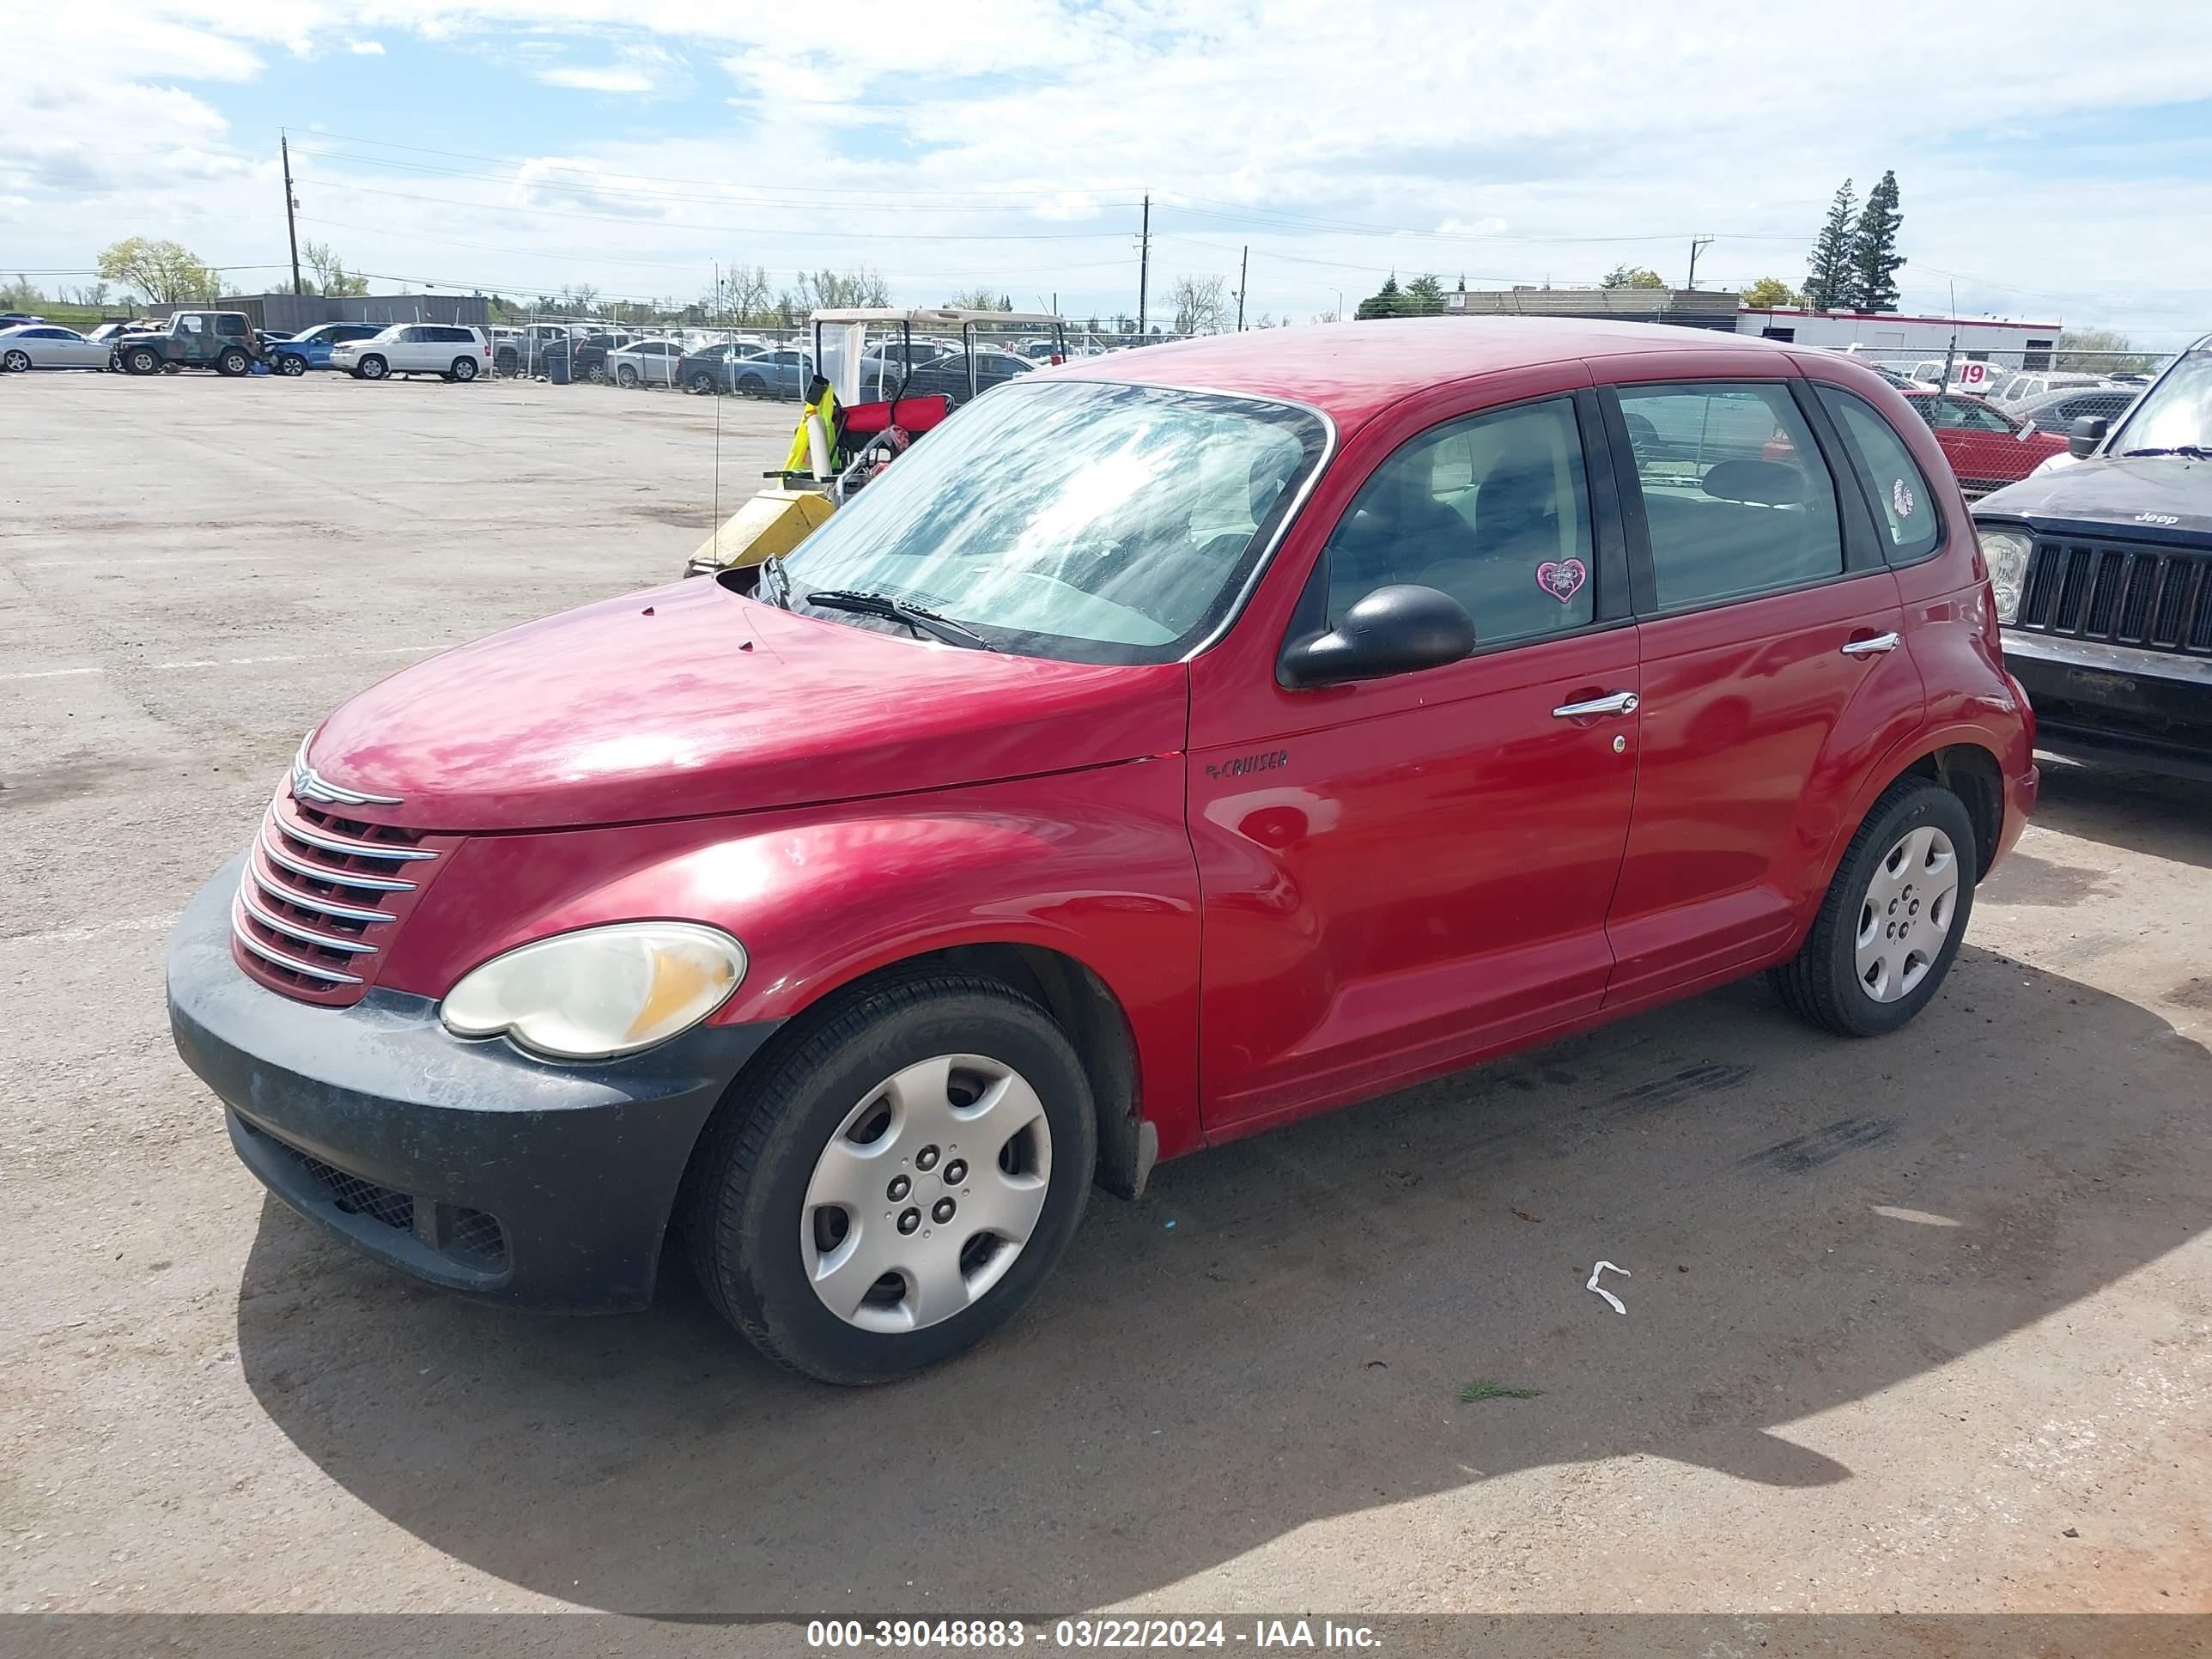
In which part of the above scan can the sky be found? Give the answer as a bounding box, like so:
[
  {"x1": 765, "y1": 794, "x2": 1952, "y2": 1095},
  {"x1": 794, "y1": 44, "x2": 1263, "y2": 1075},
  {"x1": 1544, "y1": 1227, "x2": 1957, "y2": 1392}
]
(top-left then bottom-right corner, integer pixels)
[{"x1": 6, "y1": 1, "x2": 2210, "y2": 342}]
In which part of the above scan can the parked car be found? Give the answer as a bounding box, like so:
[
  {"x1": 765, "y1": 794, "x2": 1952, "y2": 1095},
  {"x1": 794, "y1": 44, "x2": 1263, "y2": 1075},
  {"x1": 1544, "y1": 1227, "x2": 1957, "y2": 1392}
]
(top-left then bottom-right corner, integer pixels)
[
  {"x1": 893, "y1": 347, "x2": 1036, "y2": 405},
  {"x1": 1898, "y1": 388, "x2": 2069, "y2": 497},
  {"x1": 730, "y1": 346, "x2": 817, "y2": 399},
  {"x1": 0, "y1": 311, "x2": 46, "y2": 330},
  {"x1": 167, "y1": 319, "x2": 2034, "y2": 1383},
  {"x1": 2008, "y1": 383, "x2": 2139, "y2": 437},
  {"x1": 1973, "y1": 331, "x2": 2211, "y2": 779},
  {"x1": 674, "y1": 343, "x2": 769, "y2": 395},
  {"x1": 607, "y1": 338, "x2": 688, "y2": 389},
  {"x1": 0, "y1": 324, "x2": 115, "y2": 372},
  {"x1": 1990, "y1": 369, "x2": 2108, "y2": 408},
  {"x1": 329, "y1": 324, "x2": 493, "y2": 383},
  {"x1": 114, "y1": 312, "x2": 265, "y2": 377},
  {"x1": 268, "y1": 322, "x2": 386, "y2": 377},
  {"x1": 564, "y1": 331, "x2": 634, "y2": 386}
]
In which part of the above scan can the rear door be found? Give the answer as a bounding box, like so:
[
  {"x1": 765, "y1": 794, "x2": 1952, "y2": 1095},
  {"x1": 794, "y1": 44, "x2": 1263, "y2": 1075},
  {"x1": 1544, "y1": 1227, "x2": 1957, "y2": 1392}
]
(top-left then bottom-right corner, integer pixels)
[{"x1": 1598, "y1": 373, "x2": 1923, "y2": 1007}]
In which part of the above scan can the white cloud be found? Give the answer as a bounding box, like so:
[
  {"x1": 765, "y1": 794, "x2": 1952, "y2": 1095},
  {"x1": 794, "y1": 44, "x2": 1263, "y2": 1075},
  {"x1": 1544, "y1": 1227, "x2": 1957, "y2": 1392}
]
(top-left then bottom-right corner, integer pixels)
[
  {"x1": 346, "y1": 39, "x2": 384, "y2": 54},
  {"x1": 537, "y1": 64, "x2": 656, "y2": 94}
]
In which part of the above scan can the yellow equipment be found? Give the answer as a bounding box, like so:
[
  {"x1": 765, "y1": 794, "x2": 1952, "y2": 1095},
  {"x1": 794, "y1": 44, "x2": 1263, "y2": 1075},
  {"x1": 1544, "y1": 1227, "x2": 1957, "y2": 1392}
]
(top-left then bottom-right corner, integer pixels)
[{"x1": 684, "y1": 488, "x2": 835, "y2": 578}]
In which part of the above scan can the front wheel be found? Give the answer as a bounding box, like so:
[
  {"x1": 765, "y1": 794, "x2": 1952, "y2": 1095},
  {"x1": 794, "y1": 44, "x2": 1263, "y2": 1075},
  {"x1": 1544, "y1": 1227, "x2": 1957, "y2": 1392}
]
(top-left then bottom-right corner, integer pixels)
[
  {"x1": 584, "y1": 362, "x2": 606, "y2": 385},
  {"x1": 685, "y1": 973, "x2": 1097, "y2": 1384},
  {"x1": 687, "y1": 370, "x2": 716, "y2": 394},
  {"x1": 616, "y1": 364, "x2": 639, "y2": 388},
  {"x1": 275, "y1": 354, "x2": 307, "y2": 376},
  {"x1": 737, "y1": 374, "x2": 765, "y2": 398},
  {"x1": 1775, "y1": 779, "x2": 1978, "y2": 1037},
  {"x1": 357, "y1": 355, "x2": 388, "y2": 381},
  {"x1": 124, "y1": 345, "x2": 162, "y2": 376}
]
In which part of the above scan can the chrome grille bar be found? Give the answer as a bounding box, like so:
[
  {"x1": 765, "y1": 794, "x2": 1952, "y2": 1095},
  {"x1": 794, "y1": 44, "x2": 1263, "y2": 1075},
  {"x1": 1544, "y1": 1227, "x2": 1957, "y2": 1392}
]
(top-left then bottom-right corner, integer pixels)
[
  {"x1": 230, "y1": 902, "x2": 365, "y2": 985},
  {"x1": 237, "y1": 885, "x2": 379, "y2": 953},
  {"x1": 259, "y1": 827, "x2": 417, "y2": 892},
  {"x1": 248, "y1": 860, "x2": 392, "y2": 923}
]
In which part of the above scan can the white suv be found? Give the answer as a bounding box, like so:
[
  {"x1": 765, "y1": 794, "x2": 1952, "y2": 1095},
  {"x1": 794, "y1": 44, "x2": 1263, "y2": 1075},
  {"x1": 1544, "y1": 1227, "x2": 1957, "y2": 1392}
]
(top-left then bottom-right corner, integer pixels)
[{"x1": 330, "y1": 325, "x2": 492, "y2": 383}]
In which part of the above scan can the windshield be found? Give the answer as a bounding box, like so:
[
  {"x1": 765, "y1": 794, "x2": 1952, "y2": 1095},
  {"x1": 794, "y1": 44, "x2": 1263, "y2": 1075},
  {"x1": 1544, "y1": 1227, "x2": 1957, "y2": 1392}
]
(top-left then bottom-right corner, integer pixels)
[
  {"x1": 2106, "y1": 349, "x2": 2211, "y2": 453},
  {"x1": 774, "y1": 380, "x2": 1328, "y2": 665}
]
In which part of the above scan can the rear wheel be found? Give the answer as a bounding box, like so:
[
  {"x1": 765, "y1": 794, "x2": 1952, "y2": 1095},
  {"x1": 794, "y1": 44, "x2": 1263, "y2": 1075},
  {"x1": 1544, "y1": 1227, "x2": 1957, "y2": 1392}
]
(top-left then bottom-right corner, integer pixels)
[
  {"x1": 1, "y1": 349, "x2": 28, "y2": 374},
  {"x1": 124, "y1": 344, "x2": 162, "y2": 376},
  {"x1": 1775, "y1": 779, "x2": 1977, "y2": 1037},
  {"x1": 357, "y1": 355, "x2": 388, "y2": 381},
  {"x1": 685, "y1": 972, "x2": 1097, "y2": 1384},
  {"x1": 275, "y1": 353, "x2": 307, "y2": 377},
  {"x1": 450, "y1": 356, "x2": 478, "y2": 382},
  {"x1": 216, "y1": 348, "x2": 250, "y2": 377}
]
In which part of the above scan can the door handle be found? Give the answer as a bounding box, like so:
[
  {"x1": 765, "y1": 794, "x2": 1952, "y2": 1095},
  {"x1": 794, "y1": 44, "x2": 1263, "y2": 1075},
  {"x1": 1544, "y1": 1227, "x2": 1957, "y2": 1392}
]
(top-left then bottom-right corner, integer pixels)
[
  {"x1": 1840, "y1": 632, "x2": 1902, "y2": 657},
  {"x1": 1552, "y1": 690, "x2": 1640, "y2": 720}
]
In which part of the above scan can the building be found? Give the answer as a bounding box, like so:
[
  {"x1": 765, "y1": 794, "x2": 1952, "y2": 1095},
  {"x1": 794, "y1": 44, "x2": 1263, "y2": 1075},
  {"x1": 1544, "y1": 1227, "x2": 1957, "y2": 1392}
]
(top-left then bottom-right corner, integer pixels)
[
  {"x1": 1443, "y1": 286, "x2": 1742, "y2": 332},
  {"x1": 1735, "y1": 307, "x2": 2063, "y2": 368},
  {"x1": 149, "y1": 293, "x2": 492, "y2": 334}
]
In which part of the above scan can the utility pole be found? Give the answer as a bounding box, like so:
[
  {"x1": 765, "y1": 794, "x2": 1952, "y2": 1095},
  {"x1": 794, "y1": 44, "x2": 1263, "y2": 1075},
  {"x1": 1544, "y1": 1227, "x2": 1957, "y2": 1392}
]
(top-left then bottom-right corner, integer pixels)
[
  {"x1": 1237, "y1": 245, "x2": 1249, "y2": 331},
  {"x1": 1136, "y1": 194, "x2": 1150, "y2": 338},
  {"x1": 281, "y1": 133, "x2": 303, "y2": 296},
  {"x1": 1686, "y1": 233, "x2": 1713, "y2": 290}
]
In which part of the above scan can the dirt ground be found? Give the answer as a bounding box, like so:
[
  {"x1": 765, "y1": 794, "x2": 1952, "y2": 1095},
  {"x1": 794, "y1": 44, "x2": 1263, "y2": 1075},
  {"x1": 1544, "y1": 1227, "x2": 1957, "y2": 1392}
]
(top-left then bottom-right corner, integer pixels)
[{"x1": 3, "y1": 371, "x2": 2209, "y2": 1622}]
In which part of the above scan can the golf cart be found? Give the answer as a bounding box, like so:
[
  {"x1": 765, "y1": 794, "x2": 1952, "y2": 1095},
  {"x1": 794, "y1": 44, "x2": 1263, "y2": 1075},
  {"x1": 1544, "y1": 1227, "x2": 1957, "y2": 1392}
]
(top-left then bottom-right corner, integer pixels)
[{"x1": 684, "y1": 307, "x2": 1068, "y2": 577}]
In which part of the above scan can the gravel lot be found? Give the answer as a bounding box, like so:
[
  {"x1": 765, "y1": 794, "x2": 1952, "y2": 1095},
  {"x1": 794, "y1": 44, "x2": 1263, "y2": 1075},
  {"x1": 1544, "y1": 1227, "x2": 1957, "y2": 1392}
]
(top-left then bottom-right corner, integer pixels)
[{"x1": 3, "y1": 371, "x2": 2209, "y2": 1621}]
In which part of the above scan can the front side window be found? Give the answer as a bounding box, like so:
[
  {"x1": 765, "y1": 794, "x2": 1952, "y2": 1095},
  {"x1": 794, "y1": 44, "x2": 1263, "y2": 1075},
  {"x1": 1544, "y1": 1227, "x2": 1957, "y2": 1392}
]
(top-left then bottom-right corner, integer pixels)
[
  {"x1": 773, "y1": 380, "x2": 1326, "y2": 664},
  {"x1": 1616, "y1": 382, "x2": 1844, "y2": 610},
  {"x1": 1818, "y1": 386, "x2": 1940, "y2": 562},
  {"x1": 1322, "y1": 398, "x2": 1595, "y2": 647}
]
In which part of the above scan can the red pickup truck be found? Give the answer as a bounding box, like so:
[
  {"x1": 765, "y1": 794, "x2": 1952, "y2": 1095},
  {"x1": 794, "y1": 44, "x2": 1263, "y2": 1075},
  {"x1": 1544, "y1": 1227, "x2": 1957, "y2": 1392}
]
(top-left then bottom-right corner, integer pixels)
[{"x1": 168, "y1": 320, "x2": 2036, "y2": 1382}]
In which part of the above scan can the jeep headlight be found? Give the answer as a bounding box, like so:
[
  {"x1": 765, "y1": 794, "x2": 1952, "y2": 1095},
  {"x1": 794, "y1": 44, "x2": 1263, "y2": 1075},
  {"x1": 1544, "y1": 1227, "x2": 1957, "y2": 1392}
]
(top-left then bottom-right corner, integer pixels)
[
  {"x1": 1978, "y1": 526, "x2": 2033, "y2": 624},
  {"x1": 441, "y1": 922, "x2": 745, "y2": 1060}
]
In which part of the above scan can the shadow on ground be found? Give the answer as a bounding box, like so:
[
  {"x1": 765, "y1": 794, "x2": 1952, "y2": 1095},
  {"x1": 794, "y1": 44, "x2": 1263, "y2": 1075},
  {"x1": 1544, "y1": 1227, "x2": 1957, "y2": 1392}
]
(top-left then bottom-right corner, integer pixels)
[
  {"x1": 234, "y1": 944, "x2": 2211, "y2": 1612},
  {"x1": 2027, "y1": 762, "x2": 2212, "y2": 871}
]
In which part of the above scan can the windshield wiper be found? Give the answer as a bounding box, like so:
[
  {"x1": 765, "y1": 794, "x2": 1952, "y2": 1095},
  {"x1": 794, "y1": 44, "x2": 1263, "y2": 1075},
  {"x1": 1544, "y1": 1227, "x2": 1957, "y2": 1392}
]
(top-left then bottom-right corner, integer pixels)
[
  {"x1": 803, "y1": 588, "x2": 998, "y2": 651},
  {"x1": 2119, "y1": 446, "x2": 2211, "y2": 459}
]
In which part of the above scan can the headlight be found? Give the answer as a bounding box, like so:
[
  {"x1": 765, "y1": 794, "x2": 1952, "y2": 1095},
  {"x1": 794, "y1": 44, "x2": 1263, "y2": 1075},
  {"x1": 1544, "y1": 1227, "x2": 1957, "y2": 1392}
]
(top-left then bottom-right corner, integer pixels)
[
  {"x1": 1978, "y1": 527, "x2": 2033, "y2": 624},
  {"x1": 441, "y1": 922, "x2": 745, "y2": 1060}
]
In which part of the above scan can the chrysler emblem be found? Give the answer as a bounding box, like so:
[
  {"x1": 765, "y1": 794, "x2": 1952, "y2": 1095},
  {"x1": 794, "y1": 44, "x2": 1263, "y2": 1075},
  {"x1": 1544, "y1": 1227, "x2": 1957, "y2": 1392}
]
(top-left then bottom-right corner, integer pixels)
[{"x1": 291, "y1": 735, "x2": 403, "y2": 808}]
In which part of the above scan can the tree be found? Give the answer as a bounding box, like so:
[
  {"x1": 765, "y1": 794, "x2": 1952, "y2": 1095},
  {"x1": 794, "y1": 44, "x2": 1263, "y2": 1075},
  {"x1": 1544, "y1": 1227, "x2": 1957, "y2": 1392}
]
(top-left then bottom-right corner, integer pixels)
[
  {"x1": 1170, "y1": 272, "x2": 1227, "y2": 334},
  {"x1": 300, "y1": 240, "x2": 369, "y2": 298},
  {"x1": 1802, "y1": 179, "x2": 1856, "y2": 310},
  {"x1": 945, "y1": 283, "x2": 1001, "y2": 311},
  {"x1": 1403, "y1": 273, "x2": 1448, "y2": 315},
  {"x1": 95, "y1": 237, "x2": 218, "y2": 304},
  {"x1": 1741, "y1": 276, "x2": 1801, "y2": 308},
  {"x1": 709, "y1": 264, "x2": 774, "y2": 324},
  {"x1": 1354, "y1": 273, "x2": 1403, "y2": 319},
  {"x1": 2055, "y1": 328, "x2": 2157, "y2": 374},
  {"x1": 1849, "y1": 169, "x2": 1905, "y2": 313},
  {"x1": 1600, "y1": 264, "x2": 1667, "y2": 289},
  {"x1": 0, "y1": 274, "x2": 41, "y2": 312}
]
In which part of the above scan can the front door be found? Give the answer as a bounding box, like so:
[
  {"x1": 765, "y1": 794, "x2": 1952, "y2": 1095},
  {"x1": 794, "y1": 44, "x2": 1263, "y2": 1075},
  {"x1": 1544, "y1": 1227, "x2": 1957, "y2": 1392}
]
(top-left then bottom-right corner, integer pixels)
[
  {"x1": 1194, "y1": 392, "x2": 1641, "y2": 1136},
  {"x1": 1599, "y1": 377, "x2": 1923, "y2": 1006}
]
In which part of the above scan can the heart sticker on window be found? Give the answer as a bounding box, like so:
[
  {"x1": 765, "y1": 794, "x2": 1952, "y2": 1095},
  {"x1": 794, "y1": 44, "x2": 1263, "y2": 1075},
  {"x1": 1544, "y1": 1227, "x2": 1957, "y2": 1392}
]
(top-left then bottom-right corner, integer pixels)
[{"x1": 1535, "y1": 558, "x2": 1588, "y2": 605}]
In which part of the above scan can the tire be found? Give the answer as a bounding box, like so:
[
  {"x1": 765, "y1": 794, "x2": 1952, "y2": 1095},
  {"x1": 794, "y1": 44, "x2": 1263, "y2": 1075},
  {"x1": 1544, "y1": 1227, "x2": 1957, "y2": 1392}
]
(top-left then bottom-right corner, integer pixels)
[
  {"x1": 616, "y1": 364, "x2": 639, "y2": 388},
  {"x1": 275, "y1": 354, "x2": 307, "y2": 377},
  {"x1": 216, "y1": 348, "x2": 250, "y2": 377},
  {"x1": 450, "y1": 356, "x2": 478, "y2": 382},
  {"x1": 495, "y1": 351, "x2": 520, "y2": 377},
  {"x1": 687, "y1": 370, "x2": 715, "y2": 394},
  {"x1": 737, "y1": 374, "x2": 766, "y2": 398},
  {"x1": 584, "y1": 362, "x2": 606, "y2": 385},
  {"x1": 1775, "y1": 778, "x2": 1978, "y2": 1038},
  {"x1": 685, "y1": 972, "x2": 1097, "y2": 1384},
  {"x1": 1, "y1": 349, "x2": 28, "y2": 374},
  {"x1": 357, "y1": 355, "x2": 388, "y2": 381},
  {"x1": 124, "y1": 345, "x2": 161, "y2": 376}
]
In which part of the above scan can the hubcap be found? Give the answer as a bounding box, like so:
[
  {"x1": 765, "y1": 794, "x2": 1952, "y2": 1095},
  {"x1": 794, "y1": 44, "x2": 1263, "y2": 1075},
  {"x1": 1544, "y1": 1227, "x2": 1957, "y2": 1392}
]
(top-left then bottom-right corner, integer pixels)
[
  {"x1": 800, "y1": 1054, "x2": 1052, "y2": 1334},
  {"x1": 1855, "y1": 824, "x2": 1960, "y2": 1003}
]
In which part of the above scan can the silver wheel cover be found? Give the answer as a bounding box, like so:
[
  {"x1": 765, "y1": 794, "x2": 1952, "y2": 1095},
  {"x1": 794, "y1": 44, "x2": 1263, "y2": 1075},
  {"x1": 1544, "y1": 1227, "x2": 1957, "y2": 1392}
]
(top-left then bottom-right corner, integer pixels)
[
  {"x1": 801, "y1": 1054, "x2": 1052, "y2": 1334},
  {"x1": 1855, "y1": 824, "x2": 1960, "y2": 1003}
]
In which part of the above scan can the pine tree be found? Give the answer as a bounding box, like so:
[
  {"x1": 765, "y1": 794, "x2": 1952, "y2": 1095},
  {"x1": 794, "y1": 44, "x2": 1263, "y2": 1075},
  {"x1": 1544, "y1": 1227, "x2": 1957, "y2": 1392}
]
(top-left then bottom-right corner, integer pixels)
[
  {"x1": 1850, "y1": 170, "x2": 1906, "y2": 313},
  {"x1": 1355, "y1": 273, "x2": 1403, "y2": 320},
  {"x1": 1803, "y1": 179, "x2": 1856, "y2": 311}
]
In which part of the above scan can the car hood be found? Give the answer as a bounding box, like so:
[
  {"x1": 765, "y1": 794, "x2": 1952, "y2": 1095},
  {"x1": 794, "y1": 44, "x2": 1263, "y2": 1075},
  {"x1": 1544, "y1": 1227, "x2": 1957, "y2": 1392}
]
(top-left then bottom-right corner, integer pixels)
[
  {"x1": 305, "y1": 576, "x2": 1188, "y2": 833},
  {"x1": 1974, "y1": 453, "x2": 2212, "y2": 543}
]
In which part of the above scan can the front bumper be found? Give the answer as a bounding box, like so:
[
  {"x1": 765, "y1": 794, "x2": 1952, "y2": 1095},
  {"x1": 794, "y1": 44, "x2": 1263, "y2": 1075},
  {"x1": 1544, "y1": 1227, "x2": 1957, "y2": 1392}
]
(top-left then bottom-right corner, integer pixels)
[
  {"x1": 2002, "y1": 631, "x2": 2212, "y2": 782},
  {"x1": 168, "y1": 859, "x2": 780, "y2": 1312}
]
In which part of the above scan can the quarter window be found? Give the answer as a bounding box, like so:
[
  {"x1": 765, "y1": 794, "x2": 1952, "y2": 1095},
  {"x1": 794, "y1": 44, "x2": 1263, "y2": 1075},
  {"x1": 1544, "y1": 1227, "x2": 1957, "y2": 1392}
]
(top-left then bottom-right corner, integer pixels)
[
  {"x1": 1322, "y1": 398, "x2": 1595, "y2": 647},
  {"x1": 1616, "y1": 382, "x2": 1845, "y2": 610},
  {"x1": 1816, "y1": 386, "x2": 1941, "y2": 562}
]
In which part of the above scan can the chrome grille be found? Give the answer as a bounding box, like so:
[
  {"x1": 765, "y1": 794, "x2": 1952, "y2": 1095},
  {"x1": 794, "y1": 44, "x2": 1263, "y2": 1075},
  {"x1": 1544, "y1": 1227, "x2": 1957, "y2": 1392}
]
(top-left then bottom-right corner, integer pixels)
[{"x1": 230, "y1": 789, "x2": 450, "y2": 1006}]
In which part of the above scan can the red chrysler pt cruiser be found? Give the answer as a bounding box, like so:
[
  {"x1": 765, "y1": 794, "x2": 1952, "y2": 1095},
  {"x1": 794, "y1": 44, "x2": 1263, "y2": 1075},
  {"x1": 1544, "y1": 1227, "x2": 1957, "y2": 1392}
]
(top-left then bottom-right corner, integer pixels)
[{"x1": 168, "y1": 319, "x2": 2036, "y2": 1382}]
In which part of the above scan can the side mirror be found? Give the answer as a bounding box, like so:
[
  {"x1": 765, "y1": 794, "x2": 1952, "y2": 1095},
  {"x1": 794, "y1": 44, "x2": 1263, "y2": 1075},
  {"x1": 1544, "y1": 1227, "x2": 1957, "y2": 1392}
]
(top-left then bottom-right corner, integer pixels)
[
  {"x1": 1279, "y1": 584, "x2": 1476, "y2": 689},
  {"x1": 2069, "y1": 415, "x2": 2110, "y2": 459}
]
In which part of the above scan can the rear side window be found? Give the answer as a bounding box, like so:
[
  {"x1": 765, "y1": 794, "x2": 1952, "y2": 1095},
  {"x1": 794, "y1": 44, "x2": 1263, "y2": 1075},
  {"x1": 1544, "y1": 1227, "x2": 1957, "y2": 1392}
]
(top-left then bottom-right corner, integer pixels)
[
  {"x1": 1322, "y1": 397, "x2": 1595, "y2": 647},
  {"x1": 1616, "y1": 382, "x2": 1844, "y2": 611},
  {"x1": 1817, "y1": 386, "x2": 1941, "y2": 562},
  {"x1": 215, "y1": 315, "x2": 247, "y2": 337}
]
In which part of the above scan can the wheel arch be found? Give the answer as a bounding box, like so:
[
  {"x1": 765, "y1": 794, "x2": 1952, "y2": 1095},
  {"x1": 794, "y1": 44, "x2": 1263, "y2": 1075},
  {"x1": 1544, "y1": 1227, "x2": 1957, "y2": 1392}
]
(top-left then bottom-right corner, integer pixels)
[{"x1": 1820, "y1": 727, "x2": 2011, "y2": 902}]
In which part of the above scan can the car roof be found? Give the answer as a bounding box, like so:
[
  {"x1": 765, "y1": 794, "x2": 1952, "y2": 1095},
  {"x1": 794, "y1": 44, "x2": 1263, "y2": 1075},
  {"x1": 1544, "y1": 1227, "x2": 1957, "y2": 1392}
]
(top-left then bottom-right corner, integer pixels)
[{"x1": 1045, "y1": 317, "x2": 1802, "y2": 431}]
